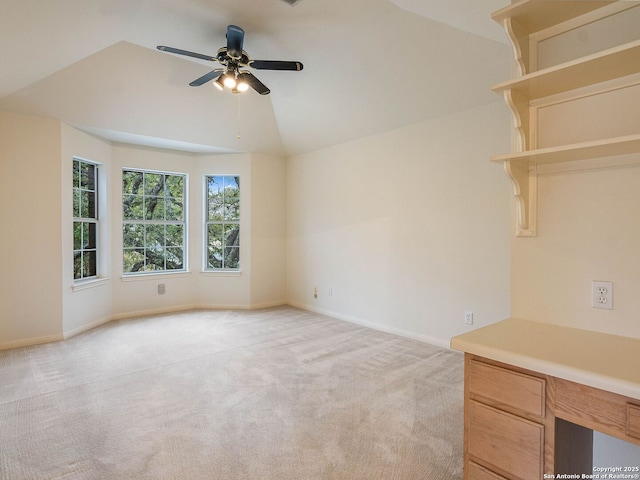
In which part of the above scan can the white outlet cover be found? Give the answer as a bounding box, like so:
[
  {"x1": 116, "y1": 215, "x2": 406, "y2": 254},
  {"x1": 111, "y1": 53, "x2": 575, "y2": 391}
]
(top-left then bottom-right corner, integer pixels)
[
  {"x1": 464, "y1": 311, "x2": 474, "y2": 325},
  {"x1": 592, "y1": 281, "x2": 613, "y2": 310}
]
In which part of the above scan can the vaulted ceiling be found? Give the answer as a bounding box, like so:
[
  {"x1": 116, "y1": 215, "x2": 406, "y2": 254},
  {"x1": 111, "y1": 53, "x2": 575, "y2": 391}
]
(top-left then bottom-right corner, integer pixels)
[{"x1": 0, "y1": 0, "x2": 510, "y2": 156}]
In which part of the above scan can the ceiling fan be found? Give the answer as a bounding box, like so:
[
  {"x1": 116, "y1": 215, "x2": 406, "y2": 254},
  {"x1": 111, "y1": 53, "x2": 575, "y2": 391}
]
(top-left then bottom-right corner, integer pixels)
[{"x1": 157, "y1": 25, "x2": 303, "y2": 95}]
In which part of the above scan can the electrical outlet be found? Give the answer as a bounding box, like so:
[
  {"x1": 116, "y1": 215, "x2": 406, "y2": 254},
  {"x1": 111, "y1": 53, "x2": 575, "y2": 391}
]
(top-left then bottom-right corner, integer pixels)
[
  {"x1": 328, "y1": 287, "x2": 333, "y2": 297},
  {"x1": 313, "y1": 286, "x2": 318, "y2": 299},
  {"x1": 464, "y1": 311, "x2": 474, "y2": 325},
  {"x1": 592, "y1": 281, "x2": 613, "y2": 310},
  {"x1": 158, "y1": 283, "x2": 166, "y2": 295}
]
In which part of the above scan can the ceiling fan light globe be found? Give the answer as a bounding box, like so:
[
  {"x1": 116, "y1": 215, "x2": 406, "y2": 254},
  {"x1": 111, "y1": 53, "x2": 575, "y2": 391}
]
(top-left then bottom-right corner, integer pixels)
[
  {"x1": 223, "y1": 75, "x2": 237, "y2": 88},
  {"x1": 213, "y1": 77, "x2": 225, "y2": 90},
  {"x1": 236, "y1": 74, "x2": 250, "y2": 92}
]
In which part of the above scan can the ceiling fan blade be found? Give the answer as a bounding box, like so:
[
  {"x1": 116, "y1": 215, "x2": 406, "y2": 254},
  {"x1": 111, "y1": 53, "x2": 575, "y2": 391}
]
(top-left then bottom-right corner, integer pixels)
[
  {"x1": 243, "y1": 72, "x2": 271, "y2": 95},
  {"x1": 226, "y1": 25, "x2": 245, "y2": 58},
  {"x1": 189, "y1": 70, "x2": 223, "y2": 86},
  {"x1": 249, "y1": 60, "x2": 303, "y2": 71},
  {"x1": 157, "y1": 46, "x2": 216, "y2": 62}
]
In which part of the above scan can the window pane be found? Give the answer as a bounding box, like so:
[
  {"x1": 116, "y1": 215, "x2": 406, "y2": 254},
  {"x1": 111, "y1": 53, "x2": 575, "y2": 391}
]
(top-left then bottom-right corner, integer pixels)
[
  {"x1": 207, "y1": 249, "x2": 223, "y2": 269},
  {"x1": 80, "y1": 191, "x2": 89, "y2": 218},
  {"x1": 81, "y1": 162, "x2": 95, "y2": 190},
  {"x1": 123, "y1": 249, "x2": 145, "y2": 273},
  {"x1": 123, "y1": 170, "x2": 143, "y2": 195},
  {"x1": 73, "y1": 222, "x2": 82, "y2": 250},
  {"x1": 166, "y1": 197, "x2": 184, "y2": 221},
  {"x1": 166, "y1": 224, "x2": 183, "y2": 247},
  {"x1": 80, "y1": 222, "x2": 96, "y2": 249},
  {"x1": 144, "y1": 173, "x2": 163, "y2": 195},
  {"x1": 208, "y1": 224, "x2": 223, "y2": 245},
  {"x1": 208, "y1": 202, "x2": 224, "y2": 222},
  {"x1": 143, "y1": 249, "x2": 165, "y2": 271},
  {"x1": 224, "y1": 224, "x2": 240, "y2": 247},
  {"x1": 123, "y1": 195, "x2": 144, "y2": 220},
  {"x1": 79, "y1": 191, "x2": 96, "y2": 218},
  {"x1": 73, "y1": 160, "x2": 80, "y2": 189},
  {"x1": 166, "y1": 247, "x2": 183, "y2": 270},
  {"x1": 73, "y1": 252, "x2": 82, "y2": 279},
  {"x1": 147, "y1": 197, "x2": 166, "y2": 221},
  {"x1": 224, "y1": 247, "x2": 240, "y2": 269},
  {"x1": 165, "y1": 175, "x2": 184, "y2": 198},
  {"x1": 207, "y1": 176, "x2": 224, "y2": 221},
  {"x1": 84, "y1": 250, "x2": 97, "y2": 278},
  {"x1": 207, "y1": 224, "x2": 223, "y2": 269},
  {"x1": 145, "y1": 224, "x2": 164, "y2": 251},
  {"x1": 87, "y1": 191, "x2": 96, "y2": 218},
  {"x1": 224, "y1": 177, "x2": 240, "y2": 221},
  {"x1": 73, "y1": 190, "x2": 80, "y2": 218},
  {"x1": 225, "y1": 196, "x2": 239, "y2": 221},
  {"x1": 208, "y1": 176, "x2": 223, "y2": 197},
  {"x1": 123, "y1": 224, "x2": 144, "y2": 249}
]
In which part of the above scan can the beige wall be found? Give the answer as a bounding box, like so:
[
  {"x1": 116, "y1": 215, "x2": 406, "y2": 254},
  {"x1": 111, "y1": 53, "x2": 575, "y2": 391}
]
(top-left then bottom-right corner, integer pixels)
[
  {"x1": 511, "y1": 166, "x2": 640, "y2": 339},
  {"x1": 0, "y1": 111, "x2": 63, "y2": 348},
  {"x1": 249, "y1": 153, "x2": 287, "y2": 308},
  {"x1": 286, "y1": 102, "x2": 512, "y2": 347}
]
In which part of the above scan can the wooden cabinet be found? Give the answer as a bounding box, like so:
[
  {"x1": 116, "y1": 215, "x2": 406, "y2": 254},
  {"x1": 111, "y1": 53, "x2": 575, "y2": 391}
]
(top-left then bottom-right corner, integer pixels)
[
  {"x1": 463, "y1": 354, "x2": 640, "y2": 480},
  {"x1": 468, "y1": 462, "x2": 508, "y2": 480},
  {"x1": 465, "y1": 356, "x2": 552, "y2": 480},
  {"x1": 452, "y1": 320, "x2": 640, "y2": 480},
  {"x1": 628, "y1": 404, "x2": 640, "y2": 439},
  {"x1": 468, "y1": 401, "x2": 544, "y2": 480},
  {"x1": 490, "y1": 1, "x2": 640, "y2": 236},
  {"x1": 468, "y1": 359, "x2": 545, "y2": 417}
]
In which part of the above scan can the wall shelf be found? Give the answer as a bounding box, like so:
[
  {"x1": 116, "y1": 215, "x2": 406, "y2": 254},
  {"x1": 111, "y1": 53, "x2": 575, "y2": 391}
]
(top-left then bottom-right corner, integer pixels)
[
  {"x1": 492, "y1": 40, "x2": 640, "y2": 100},
  {"x1": 492, "y1": 0, "x2": 617, "y2": 35},
  {"x1": 491, "y1": 134, "x2": 640, "y2": 166},
  {"x1": 491, "y1": 1, "x2": 640, "y2": 237}
]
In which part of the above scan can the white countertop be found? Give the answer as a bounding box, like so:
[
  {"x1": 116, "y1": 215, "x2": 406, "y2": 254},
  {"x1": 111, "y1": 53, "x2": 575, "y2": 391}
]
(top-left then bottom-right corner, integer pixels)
[{"x1": 450, "y1": 318, "x2": 640, "y2": 400}]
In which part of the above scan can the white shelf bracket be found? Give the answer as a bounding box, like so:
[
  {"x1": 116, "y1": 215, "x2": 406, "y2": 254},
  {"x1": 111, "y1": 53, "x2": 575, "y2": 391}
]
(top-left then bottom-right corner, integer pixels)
[
  {"x1": 503, "y1": 160, "x2": 537, "y2": 237},
  {"x1": 504, "y1": 17, "x2": 528, "y2": 76}
]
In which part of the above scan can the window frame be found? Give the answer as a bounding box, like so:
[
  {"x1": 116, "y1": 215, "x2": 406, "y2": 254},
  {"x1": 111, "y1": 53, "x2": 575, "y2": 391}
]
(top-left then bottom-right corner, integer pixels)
[
  {"x1": 73, "y1": 157, "x2": 99, "y2": 281},
  {"x1": 204, "y1": 175, "x2": 240, "y2": 271},
  {"x1": 122, "y1": 168, "x2": 188, "y2": 276}
]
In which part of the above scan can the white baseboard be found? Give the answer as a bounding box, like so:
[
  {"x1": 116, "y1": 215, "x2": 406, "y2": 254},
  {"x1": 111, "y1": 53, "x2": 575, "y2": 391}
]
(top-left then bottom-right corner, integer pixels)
[
  {"x1": 0, "y1": 334, "x2": 64, "y2": 351},
  {"x1": 286, "y1": 301, "x2": 451, "y2": 350},
  {"x1": 109, "y1": 304, "x2": 201, "y2": 321},
  {"x1": 2, "y1": 301, "x2": 450, "y2": 351},
  {"x1": 63, "y1": 315, "x2": 113, "y2": 340}
]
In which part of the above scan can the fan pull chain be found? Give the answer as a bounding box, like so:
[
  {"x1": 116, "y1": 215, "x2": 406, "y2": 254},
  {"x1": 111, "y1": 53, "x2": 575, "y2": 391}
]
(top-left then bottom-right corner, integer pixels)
[{"x1": 236, "y1": 94, "x2": 241, "y2": 140}]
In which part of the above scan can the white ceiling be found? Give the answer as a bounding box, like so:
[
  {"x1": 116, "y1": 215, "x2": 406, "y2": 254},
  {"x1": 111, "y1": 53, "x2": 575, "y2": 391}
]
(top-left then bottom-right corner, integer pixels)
[{"x1": 0, "y1": 0, "x2": 511, "y2": 156}]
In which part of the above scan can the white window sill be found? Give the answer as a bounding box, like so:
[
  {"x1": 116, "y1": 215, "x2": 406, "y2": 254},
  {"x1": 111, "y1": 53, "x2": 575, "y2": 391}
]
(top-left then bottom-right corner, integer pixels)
[
  {"x1": 72, "y1": 277, "x2": 110, "y2": 292},
  {"x1": 120, "y1": 271, "x2": 191, "y2": 282},
  {"x1": 200, "y1": 270, "x2": 242, "y2": 277}
]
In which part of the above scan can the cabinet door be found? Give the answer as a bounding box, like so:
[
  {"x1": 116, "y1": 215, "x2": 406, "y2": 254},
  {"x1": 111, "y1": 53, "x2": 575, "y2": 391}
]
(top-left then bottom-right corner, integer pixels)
[
  {"x1": 468, "y1": 461, "x2": 508, "y2": 480},
  {"x1": 469, "y1": 359, "x2": 546, "y2": 418},
  {"x1": 468, "y1": 400, "x2": 544, "y2": 480}
]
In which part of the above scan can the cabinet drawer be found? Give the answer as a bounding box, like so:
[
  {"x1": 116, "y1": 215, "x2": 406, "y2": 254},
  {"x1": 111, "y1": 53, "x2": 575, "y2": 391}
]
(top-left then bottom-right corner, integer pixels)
[
  {"x1": 468, "y1": 400, "x2": 544, "y2": 480},
  {"x1": 469, "y1": 359, "x2": 546, "y2": 417},
  {"x1": 628, "y1": 403, "x2": 640, "y2": 440},
  {"x1": 468, "y1": 461, "x2": 508, "y2": 480}
]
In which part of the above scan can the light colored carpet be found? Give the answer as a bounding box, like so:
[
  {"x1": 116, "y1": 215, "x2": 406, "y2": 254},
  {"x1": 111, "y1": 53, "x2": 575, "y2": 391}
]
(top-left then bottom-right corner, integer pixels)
[{"x1": 0, "y1": 306, "x2": 463, "y2": 480}]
